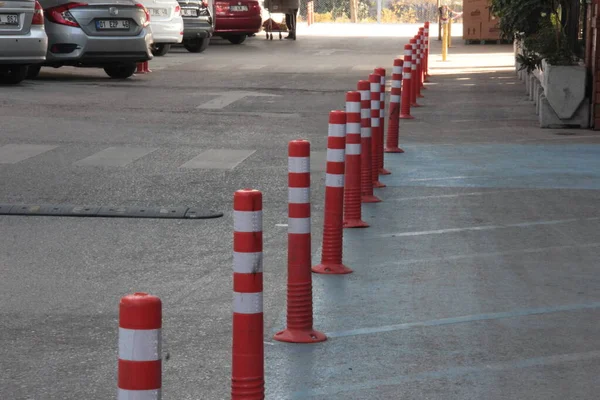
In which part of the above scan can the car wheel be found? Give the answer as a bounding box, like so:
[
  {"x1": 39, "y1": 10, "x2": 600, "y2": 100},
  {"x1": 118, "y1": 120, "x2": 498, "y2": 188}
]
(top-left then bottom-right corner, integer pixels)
[
  {"x1": 104, "y1": 63, "x2": 137, "y2": 79},
  {"x1": 0, "y1": 65, "x2": 28, "y2": 84},
  {"x1": 151, "y1": 43, "x2": 171, "y2": 57},
  {"x1": 184, "y1": 38, "x2": 210, "y2": 53},
  {"x1": 227, "y1": 35, "x2": 247, "y2": 45},
  {"x1": 26, "y1": 65, "x2": 42, "y2": 80}
]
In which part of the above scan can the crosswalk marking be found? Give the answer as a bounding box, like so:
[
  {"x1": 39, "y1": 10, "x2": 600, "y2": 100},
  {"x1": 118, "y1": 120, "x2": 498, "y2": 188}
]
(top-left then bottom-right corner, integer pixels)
[
  {"x1": 0, "y1": 144, "x2": 57, "y2": 164},
  {"x1": 179, "y1": 149, "x2": 256, "y2": 170},
  {"x1": 75, "y1": 147, "x2": 157, "y2": 167},
  {"x1": 238, "y1": 65, "x2": 268, "y2": 70}
]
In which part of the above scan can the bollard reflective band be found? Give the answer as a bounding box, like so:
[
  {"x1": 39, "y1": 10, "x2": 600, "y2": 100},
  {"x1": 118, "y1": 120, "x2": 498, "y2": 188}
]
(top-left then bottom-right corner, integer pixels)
[
  {"x1": 327, "y1": 149, "x2": 345, "y2": 162},
  {"x1": 118, "y1": 329, "x2": 161, "y2": 362},
  {"x1": 403, "y1": 72, "x2": 412, "y2": 79},
  {"x1": 288, "y1": 217, "x2": 310, "y2": 234},
  {"x1": 233, "y1": 292, "x2": 263, "y2": 314},
  {"x1": 233, "y1": 210, "x2": 262, "y2": 232},
  {"x1": 233, "y1": 252, "x2": 263, "y2": 273},
  {"x1": 346, "y1": 143, "x2": 361, "y2": 155},
  {"x1": 288, "y1": 187, "x2": 309, "y2": 203},
  {"x1": 288, "y1": 156, "x2": 310, "y2": 173},
  {"x1": 325, "y1": 173, "x2": 344, "y2": 187},
  {"x1": 328, "y1": 124, "x2": 346, "y2": 137}
]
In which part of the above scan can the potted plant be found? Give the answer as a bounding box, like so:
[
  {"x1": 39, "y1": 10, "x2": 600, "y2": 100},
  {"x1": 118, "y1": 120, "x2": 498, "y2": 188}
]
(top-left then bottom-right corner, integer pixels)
[{"x1": 490, "y1": 0, "x2": 588, "y2": 127}]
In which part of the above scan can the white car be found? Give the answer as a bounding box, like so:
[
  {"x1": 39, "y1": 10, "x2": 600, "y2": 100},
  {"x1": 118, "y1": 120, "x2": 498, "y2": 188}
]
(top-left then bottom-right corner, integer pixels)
[{"x1": 138, "y1": 0, "x2": 184, "y2": 56}]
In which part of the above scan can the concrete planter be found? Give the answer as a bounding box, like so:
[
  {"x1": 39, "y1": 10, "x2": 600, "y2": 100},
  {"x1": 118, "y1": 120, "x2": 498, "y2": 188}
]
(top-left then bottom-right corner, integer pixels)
[{"x1": 536, "y1": 60, "x2": 590, "y2": 128}]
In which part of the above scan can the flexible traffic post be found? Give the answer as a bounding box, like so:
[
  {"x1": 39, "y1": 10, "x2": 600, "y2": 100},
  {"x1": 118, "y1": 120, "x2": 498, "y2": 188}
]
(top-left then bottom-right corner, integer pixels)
[
  {"x1": 312, "y1": 111, "x2": 352, "y2": 275},
  {"x1": 400, "y1": 44, "x2": 414, "y2": 120},
  {"x1": 385, "y1": 58, "x2": 404, "y2": 153},
  {"x1": 118, "y1": 292, "x2": 162, "y2": 400},
  {"x1": 274, "y1": 141, "x2": 327, "y2": 343},
  {"x1": 343, "y1": 92, "x2": 369, "y2": 228},
  {"x1": 358, "y1": 80, "x2": 381, "y2": 203},
  {"x1": 416, "y1": 30, "x2": 424, "y2": 98},
  {"x1": 418, "y1": 27, "x2": 426, "y2": 90},
  {"x1": 410, "y1": 38, "x2": 421, "y2": 107},
  {"x1": 374, "y1": 68, "x2": 391, "y2": 175},
  {"x1": 424, "y1": 21, "x2": 431, "y2": 81},
  {"x1": 369, "y1": 73, "x2": 385, "y2": 188},
  {"x1": 232, "y1": 189, "x2": 264, "y2": 399}
]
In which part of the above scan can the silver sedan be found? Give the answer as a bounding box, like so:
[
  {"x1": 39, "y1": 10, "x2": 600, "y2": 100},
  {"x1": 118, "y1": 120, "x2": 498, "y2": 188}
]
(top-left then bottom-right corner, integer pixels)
[
  {"x1": 0, "y1": 0, "x2": 48, "y2": 84},
  {"x1": 30, "y1": 0, "x2": 154, "y2": 79}
]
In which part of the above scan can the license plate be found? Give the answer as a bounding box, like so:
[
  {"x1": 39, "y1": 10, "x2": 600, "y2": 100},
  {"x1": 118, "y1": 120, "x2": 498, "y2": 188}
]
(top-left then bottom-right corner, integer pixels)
[
  {"x1": 181, "y1": 9, "x2": 197, "y2": 17},
  {"x1": 149, "y1": 8, "x2": 168, "y2": 17},
  {"x1": 230, "y1": 5, "x2": 248, "y2": 11},
  {"x1": 0, "y1": 14, "x2": 19, "y2": 25},
  {"x1": 96, "y1": 19, "x2": 130, "y2": 30}
]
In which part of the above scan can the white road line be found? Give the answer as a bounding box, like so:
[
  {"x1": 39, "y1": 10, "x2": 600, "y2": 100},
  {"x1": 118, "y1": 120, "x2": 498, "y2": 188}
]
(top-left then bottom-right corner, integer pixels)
[
  {"x1": 179, "y1": 149, "x2": 256, "y2": 170},
  {"x1": 197, "y1": 91, "x2": 280, "y2": 110},
  {"x1": 75, "y1": 147, "x2": 157, "y2": 167},
  {"x1": 238, "y1": 65, "x2": 267, "y2": 70},
  {"x1": 388, "y1": 189, "x2": 543, "y2": 202},
  {"x1": 351, "y1": 65, "x2": 378, "y2": 71},
  {"x1": 0, "y1": 144, "x2": 57, "y2": 164},
  {"x1": 376, "y1": 217, "x2": 600, "y2": 238},
  {"x1": 369, "y1": 242, "x2": 600, "y2": 268}
]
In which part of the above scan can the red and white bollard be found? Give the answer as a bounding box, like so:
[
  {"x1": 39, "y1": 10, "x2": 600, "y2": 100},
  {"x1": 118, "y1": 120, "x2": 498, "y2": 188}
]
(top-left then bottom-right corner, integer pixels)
[
  {"x1": 418, "y1": 28, "x2": 425, "y2": 93},
  {"x1": 400, "y1": 44, "x2": 414, "y2": 120},
  {"x1": 358, "y1": 80, "x2": 381, "y2": 203},
  {"x1": 232, "y1": 189, "x2": 264, "y2": 399},
  {"x1": 343, "y1": 92, "x2": 369, "y2": 228},
  {"x1": 424, "y1": 21, "x2": 431, "y2": 81},
  {"x1": 410, "y1": 38, "x2": 421, "y2": 107},
  {"x1": 369, "y1": 73, "x2": 385, "y2": 189},
  {"x1": 375, "y1": 68, "x2": 391, "y2": 175},
  {"x1": 274, "y1": 141, "x2": 327, "y2": 343},
  {"x1": 385, "y1": 58, "x2": 404, "y2": 153},
  {"x1": 118, "y1": 292, "x2": 162, "y2": 400},
  {"x1": 136, "y1": 61, "x2": 151, "y2": 75},
  {"x1": 312, "y1": 111, "x2": 352, "y2": 275}
]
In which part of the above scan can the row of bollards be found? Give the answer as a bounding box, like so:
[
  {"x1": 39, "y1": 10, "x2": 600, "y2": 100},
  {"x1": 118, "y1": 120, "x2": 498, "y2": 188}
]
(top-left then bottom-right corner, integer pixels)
[{"x1": 116, "y1": 22, "x2": 432, "y2": 400}]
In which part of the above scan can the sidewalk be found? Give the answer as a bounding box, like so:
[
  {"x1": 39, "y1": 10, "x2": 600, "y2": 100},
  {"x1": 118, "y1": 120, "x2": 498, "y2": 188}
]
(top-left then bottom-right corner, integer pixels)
[{"x1": 265, "y1": 40, "x2": 600, "y2": 399}]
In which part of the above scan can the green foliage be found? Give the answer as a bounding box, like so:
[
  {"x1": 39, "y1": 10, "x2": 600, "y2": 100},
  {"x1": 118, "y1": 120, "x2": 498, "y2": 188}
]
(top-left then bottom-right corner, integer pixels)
[
  {"x1": 491, "y1": 0, "x2": 579, "y2": 67},
  {"x1": 489, "y1": 0, "x2": 553, "y2": 39}
]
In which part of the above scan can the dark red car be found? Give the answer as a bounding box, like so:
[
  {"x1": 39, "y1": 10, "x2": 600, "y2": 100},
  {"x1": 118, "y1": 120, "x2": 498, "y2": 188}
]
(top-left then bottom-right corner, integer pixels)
[{"x1": 214, "y1": 0, "x2": 262, "y2": 44}]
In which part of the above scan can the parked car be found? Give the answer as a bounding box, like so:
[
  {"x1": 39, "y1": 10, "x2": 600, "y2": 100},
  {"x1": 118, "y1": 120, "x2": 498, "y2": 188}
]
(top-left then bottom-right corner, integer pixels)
[
  {"x1": 176, "y1": 0, "x2": 213, "y2": 53},
  {"x1": 137, "y1": 0, "x2": 183, "y2": 56},
  {"x1": 0, "y1": 0, "x2": 48, "y2": 84},
  {"x1": 214, "y1": 0, "x2": 261, "y2": 44},
  {"x1": 28, "y1": 0, "x2": 153, "y2": 79}
]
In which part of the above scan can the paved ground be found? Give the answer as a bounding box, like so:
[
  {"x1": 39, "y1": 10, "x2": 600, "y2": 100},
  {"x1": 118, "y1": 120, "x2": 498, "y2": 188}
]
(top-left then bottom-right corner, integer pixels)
[{"x1": 2, "y1": 23, "x2": 600, "y2": 399}]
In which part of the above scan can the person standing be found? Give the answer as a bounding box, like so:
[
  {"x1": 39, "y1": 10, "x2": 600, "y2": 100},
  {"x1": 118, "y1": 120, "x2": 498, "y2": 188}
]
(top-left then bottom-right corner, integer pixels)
[{"x1": 283, "y1": 0, "x2": 299, "y2": 40}]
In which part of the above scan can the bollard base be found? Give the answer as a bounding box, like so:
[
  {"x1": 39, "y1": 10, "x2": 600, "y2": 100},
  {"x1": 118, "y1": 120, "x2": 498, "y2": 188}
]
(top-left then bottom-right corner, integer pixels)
[
  {"x1": 312, "y1": 263, "x2": 353, "y2": 274},
  {"x1": 411, "y1": 103, "x2": 422, "y2": 108},
  {"x1": 417, "y1": 94, "x2": 425, "y2": 98},
  {"x1": 400, "y1": 114, "x2": 414, "y2": 120},
  {"x1": 379, "y1": 168, "x2": 391, "y2": 175},
  {"x1": 344, "y1": 219, "x2": 370, "y2": 228},
  {"x1": 373, "y1": 180, "x2": 386, "y2": 188},
  {"x1": 273, "y1": 328, "x2": 327, "y2": 343},
  {"x1": 385, "y1": 147, "x2": 405, "y2": 153},
  {"x1": 361, "y1": 195, "x2": 382, "y2": 203}
]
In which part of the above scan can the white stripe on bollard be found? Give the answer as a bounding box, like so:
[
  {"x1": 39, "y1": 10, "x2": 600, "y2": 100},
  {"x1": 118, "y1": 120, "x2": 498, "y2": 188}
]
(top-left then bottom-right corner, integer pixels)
[{"x1": 233, "y1": 210, "x2": 263, "y2": 232}]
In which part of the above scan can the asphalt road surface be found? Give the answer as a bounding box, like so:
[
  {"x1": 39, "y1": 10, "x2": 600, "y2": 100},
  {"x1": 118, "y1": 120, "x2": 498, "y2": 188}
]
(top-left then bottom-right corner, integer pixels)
[
  {"x1": 3, "y1": 24, "x2": 600, "y2": 400},
  {"x1": 1, "y1": 27, "x2": 414, "y2": 399}
]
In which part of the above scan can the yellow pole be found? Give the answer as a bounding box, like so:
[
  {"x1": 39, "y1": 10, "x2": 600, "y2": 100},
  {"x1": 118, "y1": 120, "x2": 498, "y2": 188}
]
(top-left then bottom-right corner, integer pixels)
[
  {"x1": 448, "y1": 14, "x2": 452, "y2": 47},
  {"x1": 442, "y1": 21, "x2": 448, "y2": 61}
]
